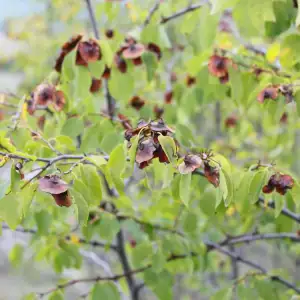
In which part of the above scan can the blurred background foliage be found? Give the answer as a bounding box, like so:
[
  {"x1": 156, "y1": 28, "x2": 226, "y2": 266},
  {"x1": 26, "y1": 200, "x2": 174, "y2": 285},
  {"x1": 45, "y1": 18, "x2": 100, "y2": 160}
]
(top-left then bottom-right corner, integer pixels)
[{"x1": 0, "y1": 0, "x2": 300, "y2": 299}]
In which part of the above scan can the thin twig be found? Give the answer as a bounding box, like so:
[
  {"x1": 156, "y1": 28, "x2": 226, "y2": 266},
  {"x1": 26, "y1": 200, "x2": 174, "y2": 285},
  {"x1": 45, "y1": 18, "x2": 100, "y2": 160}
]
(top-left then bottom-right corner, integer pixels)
[
  {"x1": 143, "y1": 0, "x2": 161, "y2": 28},
  {"x1": 63, "y1": 158, "x2": 87, "y2": 174},
  {"x1": 30, "y1": 130, "x2": 62, "y2": 155},
  {"x1": 160, "y1": 1, "x2": 208, "y2": 24},
  {"x1": 85, "y1": 0, "x2": 99, "y2": 39},
  {"x1": 193, "y1": 169, "x2": 300, "y2": 224}
]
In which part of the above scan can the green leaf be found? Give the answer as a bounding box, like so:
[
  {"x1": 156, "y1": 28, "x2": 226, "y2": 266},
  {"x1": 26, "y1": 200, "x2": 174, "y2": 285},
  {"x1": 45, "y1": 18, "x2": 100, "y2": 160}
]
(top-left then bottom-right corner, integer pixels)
[
  {"x1": 0, "y1": 178, "x2": 10, "y2": 200},
  {"x1": 249, "y1": 170, "x2": 268, "y2": 204},
  {"x1": 211, "y1": 288, "x2": 232, "y2": 300},
  {"x1": 48, "y1": 290, "x2": 64, "y2": 300},
  {"x1": 74, "y1": 66, "x2": 92, "y2": 102},
  {"x1": 97, "y1": 213, "x2": 120, "y2": 243},
  {"x1": 80, "y1": 165, "x2": 102, "y2": 206},
  {"x1": 152, "y1": 248, "x2": 166, "y2": 273},
  {"x1": 210, "y1": 0, "x2": 240, "y2": 14},
  {"x1": 89, "y1": 282, "x2": 120, "y2": 300},
  {"x1": 254, "y1": 279, "x2": 277, "y2": 299},
  {"x1": 297, "y1": 0, "x2": 300, "y2": 27},
  {"x1": 222, "y1": 169, "x2": 233, "y2": 206},
  {"x1": 35, "y1": 211, "x2": 51, "y2": 235},
  {"x1": 9, "y1": 244, "x2": 24, "y2": 268},
  {"x1": 22, "y1": 293, "x2": 37, "y2": 300},
  {"x1": 19, "y1": 183, "x2": 37, "y2": 217},
  {"x1": 108, "y1": 67, "x2": 134, "y2": 102},
  {"x1": 62, "y1": 50, "x2": 76, "y2": 80},
  {"x1": 229, "y1": 66, "x2": 243, "y2": 105},
  {"x1": 132, "y1": 241, "x2": 153, "y2": 268},
  {"x1": 86, "y1": 156, "x2": 107, "y2": 168},
  {"x1": 0, "y1": 194, "x2": 22, "y2": 229},
  {"x1": 71, "y1": 189, "x2": 89, "y2": 225},
  {"x1": 183, "y1": 212, "x2": 198, "y2": 233},
  {"x1": 274, "y1": 193, "x2": 285, "y2": 218},
  {"x1": 10, "y1": 164, "x2": 21, "y2": 192},
  {"x1": 107, "y1": 144, "x2": 126, "y2": 194},
  {"x1": 142, "y1": 52, "x2": 158, "y2": 82},
  {"x1": 100, "y1": 40, "x2": 113, "y2": 67},
  {"x1": 180, "y1": 173, "x2": 192, "y2": 207},
  {"x1": 171, "y1": 174, "x2": 181, "y2": 202},
  {"x1": 61, "y1": 117, "x2": 84, "y2": 139},
  {"x1": 158, "y1": 135, "x2": 177, "y2": 165},
  {"x1": 144, "y1": 269, "x2": 173, "y2": 300},
  {"x1": 200, "y1": 189, "x2": 216, "y2": 216},
  {"x1": 0, "y1": 133, "x2": 16, "y2": 153},
  {"x1": 89, "y1": 60, "x2": 105, "y2": 78}
]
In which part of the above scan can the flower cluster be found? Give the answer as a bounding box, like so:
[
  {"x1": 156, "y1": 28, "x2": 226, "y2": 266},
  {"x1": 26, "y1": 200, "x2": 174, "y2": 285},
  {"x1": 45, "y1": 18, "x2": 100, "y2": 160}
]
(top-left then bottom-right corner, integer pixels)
[
  {"x1": 27, "y1": 83, "x2": 66, "y2": 115},
  {"x1": 208, "y1": 54, "x2": 236, "y2": 84},
  {"x1": 177, "y1": 151, "x2": 220, "y2": 187},
  {"x1": 257, "y1": 84, "x2": 294, "y2": 104},
  {"x1": 262, "y1": 173, "x2": 294, "y2": 195},
  {"x1": 125, "y1": 119, "x2": 174, "y2": 169}
]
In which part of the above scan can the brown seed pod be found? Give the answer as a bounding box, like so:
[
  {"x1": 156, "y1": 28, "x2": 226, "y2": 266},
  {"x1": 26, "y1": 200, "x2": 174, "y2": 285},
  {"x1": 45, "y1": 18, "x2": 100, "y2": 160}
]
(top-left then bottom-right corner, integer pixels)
[
  {"x1": 105, "y1": 29, "x2": 114, "y2": 39},
  {"x1": 164, "y1": 90, "x2": 173, "y2": 104},
  {"x1": 225, "y1": 115, "x2": 238, "y2": 128}
]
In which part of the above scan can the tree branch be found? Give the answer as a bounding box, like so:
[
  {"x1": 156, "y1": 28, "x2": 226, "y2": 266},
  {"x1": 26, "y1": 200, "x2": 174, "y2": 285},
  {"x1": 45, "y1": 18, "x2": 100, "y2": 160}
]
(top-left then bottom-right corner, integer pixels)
[
  {"x1": 143, "y1": 0, "x2": 161, "y2": 28},
  {"x1": 1, "y1": 224, "x2": 118, "y2": 251},
  {"x1": 160, "y1": 1, "x2": 208, "y2": 24},
  {"x1": 116, "y1": 230, "x2": 138, "y2": 300},
  {"x1": 206, "y1": 241, "x2": 300, "y2": 294},
  {"x1": 85, "y1": 0, "x2": 99, "y2": 39}
]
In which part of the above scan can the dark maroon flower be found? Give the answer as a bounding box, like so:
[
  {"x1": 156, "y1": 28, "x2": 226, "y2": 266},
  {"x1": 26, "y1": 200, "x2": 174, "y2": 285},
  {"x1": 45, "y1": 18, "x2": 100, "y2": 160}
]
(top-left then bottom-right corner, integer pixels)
[
  {"x1": 114, "y1": 54, "x2": 127, "y2": 73},
  {"x1": 39, "y1": 175, "x2": 72, "y2": 207},
  {"x1": 76, "y1": 39, "x2": 101, "y2": 66},
  {"x1": 262, "y1": 173, "x2": 294, "y2": 195},
  {"x1": 186, "y1": 75, "x2": 196, "y2": 87},
  {"x1": 102, "y1": 66, "x2": 111, "y2": 79},
  {"x1": 154, "y1": 105, "x2": 164, "y2": 119},
  {"x1": 208, "y1": 55, "x2": 236, "y2": 84},
  {"x1": 33, "y1": 84, "x2": 56, "y2": 106},
  {"x1": 136, "y1": 137, "x2": 156, "y2": 164},
  {"x1": 54, "y1": 90, "x2": 66, "y2": 111},
  {"x1": 123, "y1": 43, "x2": 145, "y2": 59}
]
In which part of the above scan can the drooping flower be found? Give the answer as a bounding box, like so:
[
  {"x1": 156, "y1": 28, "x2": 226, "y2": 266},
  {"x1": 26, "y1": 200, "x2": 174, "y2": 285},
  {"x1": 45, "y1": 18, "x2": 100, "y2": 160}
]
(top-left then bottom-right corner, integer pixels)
[{"x1": 178, "y1": 154, "x2": 203, "y2": 174}]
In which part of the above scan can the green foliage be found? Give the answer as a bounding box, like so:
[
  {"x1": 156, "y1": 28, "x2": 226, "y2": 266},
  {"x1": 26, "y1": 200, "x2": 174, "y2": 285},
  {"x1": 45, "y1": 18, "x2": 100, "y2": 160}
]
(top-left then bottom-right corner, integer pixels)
[{"x1": 0, "y1": 0, "x2": 300, "y2": 299}]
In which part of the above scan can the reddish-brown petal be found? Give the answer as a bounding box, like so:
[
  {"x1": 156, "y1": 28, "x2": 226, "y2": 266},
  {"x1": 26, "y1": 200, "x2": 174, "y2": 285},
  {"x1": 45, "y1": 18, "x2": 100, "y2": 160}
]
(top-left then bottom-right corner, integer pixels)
[
  {"x1": 262, "y1": 185, "x2": 274, "y2": 194},
  {"x1": 204, "y1": 163, "x2": 220, "y2": 187},
  {"x1": 114, "y1": 54, "x2": 127, "y2": 73},
  {"x1": 257, "y1": 87, "x2": 278, "y2": 103},
  {"x1": 33, "y1": 84, "x2": 56, "y2": 106},
  {"x1": 139, "y1": 161, "x2": 150, "y2": 169},
  {"x1": 153, "y1": 145, "x2": 169, "y2": 163},
  {"x1": 102, "y1": 66, "x2": 111, "y2": 79},
  {"x1": 132, "y1": 57, "x2": 143, "y2": 66},
  {"x1": 39, "y1": 175, "x2": 69, "y2": 195},
  {"x1": 90, "y1": 78, "x2": 102, "y2": 93},
  {"x1": 178, "y1": 155, "x2": 203, "y2": 174},
  {"x1": 150, "y1": 119, "x2": 174, "y2": 134},
  {"x1": 76, "y1": 40, "x2": 101, "y2": 66},
  {"x1": 54, "y1": 90, "x2": 66, "y2": 111},
  {"x1": 136, "y1": 138, "x2": 156, "y2": 163},
  {"x1": 219, "y1": 73, "x2": 229, "y2": 84},
  {"x1": 130, "y1": 96, "x2": 145, "y2": 110},
  {"x1": 147, "y1": 43, "x2": 162, "y2": 60},
  {"x1": 54, "y1": 34, "x2": 83, "y2": 72},
  {"x1": 278, "y1": 174, "x2": 294, "y2": 191},
  {"x1": 26, "y1": 99, "x2": 36, "y2": 115},
  {"x1": 164, "y1": 90, "x2": 173, "y2": 104},
  {"x1": 52, "y1": 191, "x2": 72, "y2": 207},
  {"x1": 123, "y1": 43, "x2": 145, "y2": 59}
]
